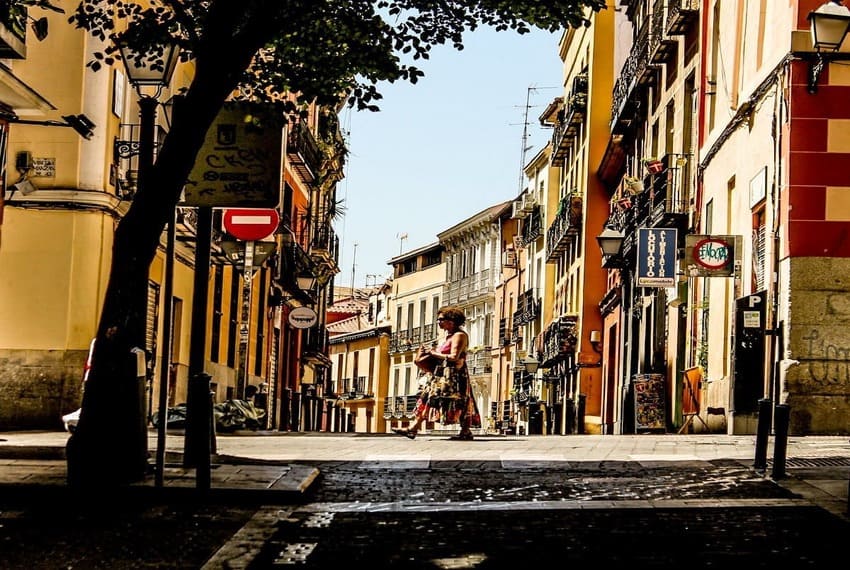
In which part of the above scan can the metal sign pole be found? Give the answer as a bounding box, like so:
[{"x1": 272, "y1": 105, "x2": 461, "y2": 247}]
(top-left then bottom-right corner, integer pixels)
[{"x1": 236, "y1": 241, "x2": 254, "y2": 400}]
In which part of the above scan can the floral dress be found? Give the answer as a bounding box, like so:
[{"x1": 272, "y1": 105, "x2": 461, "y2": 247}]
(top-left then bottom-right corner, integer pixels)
[{"x1": 414, "y1": 337, "x2": 481, "y2": 429}]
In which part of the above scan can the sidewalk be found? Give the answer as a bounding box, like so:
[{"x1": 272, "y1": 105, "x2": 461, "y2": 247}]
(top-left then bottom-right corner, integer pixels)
[
  {"x1": 0, "y1": 430, "x2": 319, "y2": 503},
  {"x1": 0, "y1": 430, "x2": 847, "y2": 514}
]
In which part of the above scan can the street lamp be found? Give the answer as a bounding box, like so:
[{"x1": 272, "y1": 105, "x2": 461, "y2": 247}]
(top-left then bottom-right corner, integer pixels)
[
  {"x1": 596, "y1": 226, "x2": 625, "y2": 267},
  {"x1": 520, "y1": 356, "x2": 539, "y2": 375},
  {"x1": 121, "y1": 41, "x2": 179, "y2": 489},
  {"x1": 297, "y1": 274, "x2": 318, "y2": 294},
  {"x1": 807, "y1": 1, "x2": 850, "y2": 93}
]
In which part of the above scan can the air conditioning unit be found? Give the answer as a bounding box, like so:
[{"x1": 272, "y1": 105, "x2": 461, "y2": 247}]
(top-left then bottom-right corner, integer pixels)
[
  {"x1": 511, "y1": 199, "x2": 527, "y2": 219},
  {"x1": 521, "y1": 194, "x2": 536, "y2": 213},
  {"x1": 502, "y1": 249, "x2": 517, "y2": 268}
]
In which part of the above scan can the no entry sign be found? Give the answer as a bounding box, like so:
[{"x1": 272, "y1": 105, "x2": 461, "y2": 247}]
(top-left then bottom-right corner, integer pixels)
[{"x1": 223, "y1": 208, "x2": 280, "y2": 241}]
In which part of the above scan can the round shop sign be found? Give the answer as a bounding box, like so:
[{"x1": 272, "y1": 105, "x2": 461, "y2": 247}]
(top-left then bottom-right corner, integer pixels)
[
  {"x1": 288, "y1": 306, "x2": 318, "y2": 329},
  {"x1": 693, "y1": 237, "x2": 732, "y2": 270}
]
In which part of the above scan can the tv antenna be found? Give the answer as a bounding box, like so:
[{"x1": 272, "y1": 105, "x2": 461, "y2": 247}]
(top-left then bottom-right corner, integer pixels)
[
  {"x1": 350, "y1": 242, "x2": 358, "y2": 294},
  {"x1": 513, "y1": 85, "x2": 558, "y2": 195},
  {"x1": 366, "y1": 274, "x2": 381, "y2": 287}
]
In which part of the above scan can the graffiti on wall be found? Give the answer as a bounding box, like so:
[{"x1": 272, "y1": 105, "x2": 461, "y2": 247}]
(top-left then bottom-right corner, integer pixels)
[{"x1": 799, "y1": 329, "x2": 850, "y2": 387}]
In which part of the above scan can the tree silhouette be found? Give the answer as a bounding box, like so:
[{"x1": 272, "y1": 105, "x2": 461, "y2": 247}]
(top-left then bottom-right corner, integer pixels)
[{"x1": 53, "y1": 0, "x2": 605, "y2": 486}]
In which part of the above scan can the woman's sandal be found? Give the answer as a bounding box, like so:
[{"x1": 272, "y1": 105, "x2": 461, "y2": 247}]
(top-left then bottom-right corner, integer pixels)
[
  {"x1": 449, "y1": 432, "x2": 473, "y2": 441},
  {"x1": 392, "y1": 428, "x2": 417, "y2": 440}
]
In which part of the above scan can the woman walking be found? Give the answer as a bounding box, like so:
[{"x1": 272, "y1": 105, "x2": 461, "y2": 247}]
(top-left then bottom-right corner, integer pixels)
[{"x1": 393, "y1": 305, "x2": 480, "y2": 440}]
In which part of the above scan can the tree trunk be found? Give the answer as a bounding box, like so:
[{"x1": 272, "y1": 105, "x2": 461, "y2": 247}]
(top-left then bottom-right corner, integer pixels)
[{"x1": 65, "y1": 61, "x2": 248, "y2": 487}]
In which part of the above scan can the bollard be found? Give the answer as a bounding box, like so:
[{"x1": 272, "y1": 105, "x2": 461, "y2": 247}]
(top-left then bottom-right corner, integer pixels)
[
  {"x1": 209, "y1": 389, "x2": 217, "y2": 456},
  {"x1": 183, "y1": 372, "x2": 212, "y2": 490},
  {"x1": 565, "y1": 399, "x2": 576, "y2": 434},
  {"x1": 771, "y1": 403, "x2": 790, "y2": 479},
  {"x1": 577, "y1": 394, "x2": 586, "y2": 435},
  {"x1": 753, "y1": 398, "x2": 772, "y2": 471}
]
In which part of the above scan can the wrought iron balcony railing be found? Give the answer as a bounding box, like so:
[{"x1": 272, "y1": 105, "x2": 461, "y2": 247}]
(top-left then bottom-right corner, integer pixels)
[
  {"x1": 443, "y1": 269, "x2": 493, "y2": 306},
  {"x1": 389, "y1": 324, "x2": 438, "y2": 354},
  {"x1": 468, "y1": 351, "x2": 493, "y2": 375},
  {"x1": 498, "y1": 318, "x2": 512, "y2": 347},
  {"x1": 646, "y1": 153, "x2": 691, "y2": 229},
  {"x1": 286, "y1": 118, "x2": 321, "y2": 183},
  {"x1": 513, "y1": 288, "x2": 541, "y2": 327},
  {"x1": 541, "y1": 315, "x2": 578, "y2": 367},
  {"x1": 649, "y1": 0, "x2": 676, "y2": 64},
  {"x1": 384, "y1": 396, "x2": 406, "y2": 419},
  {"x1": 550, "y1": 74, "x2": 588, "y2": 167},
  {"x1": 522, "y1": 206, "x2": 543, "y2": 245},
  {"x1": 545, "y1": 194, "x2": 583, "y2": 262},
  {"x1": 666, "y1": 0, "x2": 699, "y2": 36},
  {"x1": 610, "y1": 19, "x2": 657, "y2": 133}
]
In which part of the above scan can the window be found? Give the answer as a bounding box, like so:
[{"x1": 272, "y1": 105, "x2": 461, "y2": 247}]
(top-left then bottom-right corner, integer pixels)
[
  {"x1": 753, "y1": 209, "x2": 767, "y2": 291},
  {"x1": 422, "y1": 249, "x2": 441, "y2": 267}
]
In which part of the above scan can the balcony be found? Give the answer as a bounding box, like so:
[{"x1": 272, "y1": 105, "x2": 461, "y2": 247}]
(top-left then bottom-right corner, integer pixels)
[
  {"x1": 303, "y1": 326, "x2": 330, "y2": 366},
  {"x1": 498, "y1": 318, "x2": 512, "y2": 346},
  {"x1": 0, "y1": 3, "x2": 26, "y2": 59},
  {"x1": 545, "y1": 194, "x2": 583, "y2": 262},
  {"x1": 646, "y1": 153, "x2": 691, "y2": 230},
  {"x1": 468, "y1": 351, "x2": 493, "y2": 375},
  {"x1": 513, "y1": 288, "x2": 540, "y2": 327},
  {"x1": 286, "y1": 118, "x2": 321, "y2": 183},
  {"x1": 384, "y1": 396, "x2": 406, "y2": 419},
  {"x1": 310, "y1": 224, "x2": 338, "y2": 269},
  {"x1": 443, "y1": 270, "x2": 493, "y2": 306},
  {"x1": 610, "y1": 19, "x2": 658, "y2": 134},
  {"x1": 666, "y1": 0, "x2": 699, "y2": 36},
  {"x1": 649, "y1": 0, "x2": 676, "y2": 64},
  {"x1": 540, "y1": 315, "x2": 578, "y2": 368},
  {"x1": 277, "y1": 229, "x2": 318, "y2": 303},
  {"x1": 337, "y1": 376, "x2": 371, "y2": 399},
  {"x1": 521, "y1": 206, "x2": 543, "y2": 246},
  {"x1": 551, "y1": 75, "x2": 588, "y2": 167}
]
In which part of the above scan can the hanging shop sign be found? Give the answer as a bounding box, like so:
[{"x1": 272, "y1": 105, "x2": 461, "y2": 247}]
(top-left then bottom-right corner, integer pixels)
[
  {"x1": 288, "y1": 306, "x2": 318, "y2": 329},
  {"x1": 685, "y1": 235, "x2": 742, "y2": 277},
  {"x1": 636, "y1": 228, "x2": 677, "y2": 288},
  {"x1": 183, "y1": 102, "x2": 284, "y2": 208}
]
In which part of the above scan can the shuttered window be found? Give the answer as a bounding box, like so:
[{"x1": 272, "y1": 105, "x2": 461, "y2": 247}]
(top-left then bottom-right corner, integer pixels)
[
  {"x1": 753, "y1": 219, "x2": 766, "y2": 291},
  {"x1": 146, "y1": 281, "x2": 160, "y2": 373}
]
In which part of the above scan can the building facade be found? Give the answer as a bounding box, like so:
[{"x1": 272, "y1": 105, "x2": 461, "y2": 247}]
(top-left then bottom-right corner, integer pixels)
[
  {"x1": 385, "y1": 242, "x2": 446, "y2": 432},
  {"x1": 0, "y1": 4, "x2": 344, "y2": 432}
]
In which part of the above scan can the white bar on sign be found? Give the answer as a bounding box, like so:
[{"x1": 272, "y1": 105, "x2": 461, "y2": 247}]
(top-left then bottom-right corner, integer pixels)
[{"x1": 232, "y1": 215, "x2": 272, "y2": 224}]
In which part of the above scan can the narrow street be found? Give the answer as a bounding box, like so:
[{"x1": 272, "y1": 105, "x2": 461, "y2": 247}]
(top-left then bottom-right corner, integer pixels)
[{"x1": 3, "y1": 432, "x2": 847, "y2": 568}]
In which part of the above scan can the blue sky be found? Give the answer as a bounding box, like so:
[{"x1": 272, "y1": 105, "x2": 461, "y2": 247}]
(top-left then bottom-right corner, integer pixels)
[{"x1": 333, "y1": 26, "x2": 563, "y2": 290}]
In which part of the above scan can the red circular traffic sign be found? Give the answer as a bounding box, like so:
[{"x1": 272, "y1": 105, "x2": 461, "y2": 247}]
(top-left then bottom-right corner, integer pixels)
[{"x1": 223, "y1": 208, "x2": 280, "y2": 241}]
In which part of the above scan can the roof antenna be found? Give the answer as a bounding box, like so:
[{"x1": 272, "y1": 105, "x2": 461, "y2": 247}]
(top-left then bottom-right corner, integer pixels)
[{"x1": 517, "y1": 86, "x2": 536, "y2": 195}]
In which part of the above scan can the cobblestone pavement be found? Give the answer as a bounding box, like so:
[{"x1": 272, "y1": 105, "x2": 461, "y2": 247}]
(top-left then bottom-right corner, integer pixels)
[{"x1": 204, "y1": 458, "x2": 850, "y2": 569}]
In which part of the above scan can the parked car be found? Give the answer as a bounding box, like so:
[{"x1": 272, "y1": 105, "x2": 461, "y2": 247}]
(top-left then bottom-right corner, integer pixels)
[{"x1": 62, "y1": 338, "x2": 95, "y2": 433}]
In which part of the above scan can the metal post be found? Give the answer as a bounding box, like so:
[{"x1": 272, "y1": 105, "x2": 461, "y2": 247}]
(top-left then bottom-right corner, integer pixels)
[
  {"x1": 577, "y1": 393, "x2": 586, "y2": 434},
  {"x1": 133, "y1": 96, "x2": 163, "y2": 483},
  {"x1": 185, "y1": 372, "x2": 211, "y2": 490},
  {"x1": 154, "y1": 211, "x2": 175, "y2": 487},
  {"x1": 771, "y1": 403, "x2": 790, "y2": 479},
  {"x1": 183, "y1": 206, "x2": 212, "y2": 489},
  {"x1": 235, "y1": 241, "x2": 254, "y2": 399},
  {"x1": 754, "y1": 398, "x2": 772, "y2": 471}
]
